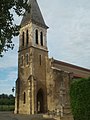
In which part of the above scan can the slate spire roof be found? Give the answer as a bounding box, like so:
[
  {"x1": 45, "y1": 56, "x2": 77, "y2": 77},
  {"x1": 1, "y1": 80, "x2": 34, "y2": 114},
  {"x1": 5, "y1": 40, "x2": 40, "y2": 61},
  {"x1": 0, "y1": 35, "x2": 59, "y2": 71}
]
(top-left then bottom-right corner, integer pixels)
[{"x1": 21, "y1": 0, "x2": 48, "y2": 28}]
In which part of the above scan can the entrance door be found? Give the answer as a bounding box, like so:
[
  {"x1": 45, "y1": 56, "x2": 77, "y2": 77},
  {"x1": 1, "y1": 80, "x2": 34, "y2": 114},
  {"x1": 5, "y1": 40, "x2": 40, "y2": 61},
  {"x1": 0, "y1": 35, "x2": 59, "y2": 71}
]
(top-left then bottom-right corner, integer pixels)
[{"x1": 37, "y1": 89, "x2": 44, "y2": 113}]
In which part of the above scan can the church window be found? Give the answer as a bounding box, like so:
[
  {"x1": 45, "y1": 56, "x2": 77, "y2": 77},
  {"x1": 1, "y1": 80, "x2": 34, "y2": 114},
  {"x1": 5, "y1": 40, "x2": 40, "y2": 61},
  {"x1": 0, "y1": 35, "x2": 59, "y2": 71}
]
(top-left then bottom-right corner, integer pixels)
[
  {"x1": 26, "y1": 53, "x2": 29, "y2": 65},
  {"x1": 39, "y1": 55, "x2": 42, "y2": 65},
  {"x1": 26, "y1": 30, "x2": 29, "y2": 46},
  {"x1": 35, "y1": 29, "x2": 38, "y2": 44},
  {"x1": 23, "y1": 92, "x2": 26, "y2": 104},
  {"x1": 40, "y1": 32, "x2": 43, "y2": 46},
  {"x1": 21, "y1": 55, "x2": 24, "y2": 66},
  {"x1": 22, "y1": 32, "x2": 24, "y2": 46}
]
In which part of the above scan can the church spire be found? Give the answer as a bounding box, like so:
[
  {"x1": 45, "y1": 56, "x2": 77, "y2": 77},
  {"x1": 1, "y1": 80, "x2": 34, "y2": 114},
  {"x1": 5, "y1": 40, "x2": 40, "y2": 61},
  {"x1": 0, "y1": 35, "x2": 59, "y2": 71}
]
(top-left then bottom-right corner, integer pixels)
[{"x1": 21, "y1": 0, "x2": 48, "y2": 28}]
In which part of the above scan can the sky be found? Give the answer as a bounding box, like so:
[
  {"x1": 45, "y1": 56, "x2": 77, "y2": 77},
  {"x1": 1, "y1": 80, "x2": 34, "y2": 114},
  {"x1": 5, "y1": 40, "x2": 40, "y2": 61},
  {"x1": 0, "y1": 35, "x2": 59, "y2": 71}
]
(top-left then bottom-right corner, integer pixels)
[{"x1": 0, "y1": 0, "x2": 90, "y2": 95}]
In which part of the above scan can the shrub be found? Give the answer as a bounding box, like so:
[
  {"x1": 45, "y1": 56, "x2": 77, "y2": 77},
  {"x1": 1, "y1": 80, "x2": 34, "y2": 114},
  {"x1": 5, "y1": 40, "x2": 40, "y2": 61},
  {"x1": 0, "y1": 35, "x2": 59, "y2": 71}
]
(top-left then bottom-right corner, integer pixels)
[{"x1": 70, "y1": 77, "x2": 90, "y2": 120}]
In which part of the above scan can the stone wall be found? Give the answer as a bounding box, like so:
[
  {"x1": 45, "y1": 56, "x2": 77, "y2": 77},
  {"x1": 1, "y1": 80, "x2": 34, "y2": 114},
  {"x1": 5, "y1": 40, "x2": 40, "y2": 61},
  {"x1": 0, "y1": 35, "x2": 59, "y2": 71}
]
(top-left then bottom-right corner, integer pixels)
[
  {"x1": 52, "y1": 59, "x2": 90, "y2": 78},
  {"x1": 46, "y1": 58, "x2": 72, "y2": 118}
]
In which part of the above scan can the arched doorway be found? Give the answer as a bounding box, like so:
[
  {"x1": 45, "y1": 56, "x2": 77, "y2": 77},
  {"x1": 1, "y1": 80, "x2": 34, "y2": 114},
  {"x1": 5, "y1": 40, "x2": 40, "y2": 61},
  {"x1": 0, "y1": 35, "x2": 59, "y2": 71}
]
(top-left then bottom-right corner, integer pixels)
[{"x1": 37, "y1": 89, "x2": 44, "y2": 113}]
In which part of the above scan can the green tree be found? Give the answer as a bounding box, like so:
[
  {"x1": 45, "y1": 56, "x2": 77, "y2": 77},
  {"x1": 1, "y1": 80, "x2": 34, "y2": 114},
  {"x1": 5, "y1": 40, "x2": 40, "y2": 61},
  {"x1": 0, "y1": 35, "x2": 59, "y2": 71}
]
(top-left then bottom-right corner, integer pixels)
[
  {"x1": 8, "y1": 94, "x2": 15, "y2": 105},
  {"x1": 70, "y1": 77, "x2": 90, "y2": 120},
  {"x1": 0, "y1": 0, "x2": 30, "y2": 57},
  {"x1": 0, "y1": 94, "x2": 15, "y2": 105}
]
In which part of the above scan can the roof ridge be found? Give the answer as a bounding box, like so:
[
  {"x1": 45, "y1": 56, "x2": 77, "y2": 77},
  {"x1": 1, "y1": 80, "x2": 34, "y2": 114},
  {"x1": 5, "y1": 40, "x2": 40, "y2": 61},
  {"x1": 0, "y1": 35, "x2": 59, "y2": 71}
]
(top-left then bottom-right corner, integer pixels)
[{"x1": 53, "y1": 59, "x2": 90, "y2": 72}]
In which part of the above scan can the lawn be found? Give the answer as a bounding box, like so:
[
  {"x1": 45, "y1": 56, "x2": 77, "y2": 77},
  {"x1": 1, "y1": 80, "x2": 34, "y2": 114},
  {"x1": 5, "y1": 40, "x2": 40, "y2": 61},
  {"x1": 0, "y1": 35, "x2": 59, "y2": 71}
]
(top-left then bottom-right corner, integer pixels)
[{"x1": 0, "y1": 105, "x2": 15, "y2": 111}]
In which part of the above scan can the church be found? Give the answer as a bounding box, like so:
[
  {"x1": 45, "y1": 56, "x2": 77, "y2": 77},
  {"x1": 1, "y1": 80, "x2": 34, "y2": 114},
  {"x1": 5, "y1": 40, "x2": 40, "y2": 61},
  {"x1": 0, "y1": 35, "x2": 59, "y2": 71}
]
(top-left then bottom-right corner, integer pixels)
[{"x1": 15, "y1": 0, "x2": 90, "y2": 119}]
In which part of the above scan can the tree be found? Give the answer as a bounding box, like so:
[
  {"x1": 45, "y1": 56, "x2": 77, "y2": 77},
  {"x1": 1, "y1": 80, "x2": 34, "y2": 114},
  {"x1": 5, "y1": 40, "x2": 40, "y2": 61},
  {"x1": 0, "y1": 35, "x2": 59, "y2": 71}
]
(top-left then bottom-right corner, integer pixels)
[
  {"x1": 0, "y1": 0, "x2": 30, "y2": 57},
  {"x1": 0, "y1": 94, "x2": 15, "y2": 105},
  {"x1": 70, "y1": 77, "x2": 90, "y2": 120}
]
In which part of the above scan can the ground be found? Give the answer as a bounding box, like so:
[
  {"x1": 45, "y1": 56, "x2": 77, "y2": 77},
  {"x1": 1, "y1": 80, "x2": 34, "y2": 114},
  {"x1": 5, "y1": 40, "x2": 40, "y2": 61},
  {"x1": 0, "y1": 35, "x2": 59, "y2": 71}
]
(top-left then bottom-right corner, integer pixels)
[{"x1": 0, "y1": 112, "x2": 55, "y2": 120}]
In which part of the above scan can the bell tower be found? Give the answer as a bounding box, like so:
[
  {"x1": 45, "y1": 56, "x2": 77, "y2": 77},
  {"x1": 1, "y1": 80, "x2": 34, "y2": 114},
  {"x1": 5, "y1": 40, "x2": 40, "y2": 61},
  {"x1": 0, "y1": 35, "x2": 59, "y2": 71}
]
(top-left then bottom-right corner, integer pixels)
[{"x1": 15, "y1": 0, "x2": 49, "y2": 114}]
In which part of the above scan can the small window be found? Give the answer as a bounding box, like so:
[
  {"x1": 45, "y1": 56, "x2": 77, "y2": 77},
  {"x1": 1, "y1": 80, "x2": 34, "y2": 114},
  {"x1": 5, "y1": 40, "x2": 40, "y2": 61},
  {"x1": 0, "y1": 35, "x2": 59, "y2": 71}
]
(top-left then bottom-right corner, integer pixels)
[
  {"x1": 35, "y1": 29, "x2": 38, "y2": 44},
  {"x1": 23, "y1": 92, "x2": 26, "y2": 104},
  {"x1": 39, "y1": 55, "x2": 42, "y2": 65},
  {"x1": 26, "y1": 30, "x2": 29, "y2": 46},
  {"x1": 40, "y1": 32, "x2": 43, "y2": 46},
  {"x1": 26, "y1": 54, "x2": 29, "y2": 65},
  {"x1": 21, "y1": 56, "x2": 24, "y2": 66},
  {"x1": 22, "y1": 32, "x2": 24, "y2": 46}
]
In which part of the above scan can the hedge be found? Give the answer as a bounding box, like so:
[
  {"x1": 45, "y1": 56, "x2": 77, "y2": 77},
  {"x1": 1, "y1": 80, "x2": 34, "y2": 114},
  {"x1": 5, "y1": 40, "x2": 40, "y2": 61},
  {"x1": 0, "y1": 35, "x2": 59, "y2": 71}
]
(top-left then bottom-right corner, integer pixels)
[{"x1": 70, "y1": 77, "x2": 90, "y2": 120}]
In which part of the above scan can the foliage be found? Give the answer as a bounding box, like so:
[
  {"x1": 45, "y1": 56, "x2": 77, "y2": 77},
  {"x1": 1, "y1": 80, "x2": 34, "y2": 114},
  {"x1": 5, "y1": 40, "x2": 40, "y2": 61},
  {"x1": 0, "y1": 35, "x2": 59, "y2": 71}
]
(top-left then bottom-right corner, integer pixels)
[
  {"x1": 0, "y1": 0, "x2": 30, "y2": 57},
  {"x1": 70, "y1": 77, "x2": 90, "y2": 120},
  {"x1": 0, "y1": 94, "x2": 15, "y2": 105}
]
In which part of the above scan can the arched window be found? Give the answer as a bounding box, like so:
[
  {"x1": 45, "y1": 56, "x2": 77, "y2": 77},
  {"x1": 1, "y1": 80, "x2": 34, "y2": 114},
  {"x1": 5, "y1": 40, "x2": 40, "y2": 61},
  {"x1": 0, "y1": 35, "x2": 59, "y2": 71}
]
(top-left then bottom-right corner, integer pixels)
[
  {"x1": 39, "y1": 55, "x2": 42, "y2": 65},
  {"x1": 22, "y1": 32, "x2": 24, "y2": 46},
  {"x1": 21, "y1": 55, "x2": 24, "y2": 66},
  {"x1": 23, "y1": 92, "x2": 26, "y2": 104},
  {"x1": 26, "y1": 54, "x2": 29, "y2": 65},
  {"x1": 40, "y1": 32, "x2": 43, "y2": 46},
  {"x1": 26, "y1": 30, "x2": 29, "y2": 46},
  {"x1": 35, "y1": 29, "x2": 38, "y2": 44}
]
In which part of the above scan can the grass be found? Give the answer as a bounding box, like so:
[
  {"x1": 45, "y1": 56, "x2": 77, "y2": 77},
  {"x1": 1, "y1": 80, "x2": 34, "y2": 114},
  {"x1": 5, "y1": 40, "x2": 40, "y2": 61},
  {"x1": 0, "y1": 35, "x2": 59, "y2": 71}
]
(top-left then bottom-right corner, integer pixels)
[{"x1": 0, "y1": 105, "x2": 15, "y2": 111}]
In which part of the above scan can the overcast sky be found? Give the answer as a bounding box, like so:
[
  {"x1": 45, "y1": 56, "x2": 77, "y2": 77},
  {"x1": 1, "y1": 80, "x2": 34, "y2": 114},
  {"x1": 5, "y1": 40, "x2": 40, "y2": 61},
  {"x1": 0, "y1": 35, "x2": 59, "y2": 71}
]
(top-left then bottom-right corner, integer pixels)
[{"x1": 0, "y1": 0, "x2": 90, "y2": 95}]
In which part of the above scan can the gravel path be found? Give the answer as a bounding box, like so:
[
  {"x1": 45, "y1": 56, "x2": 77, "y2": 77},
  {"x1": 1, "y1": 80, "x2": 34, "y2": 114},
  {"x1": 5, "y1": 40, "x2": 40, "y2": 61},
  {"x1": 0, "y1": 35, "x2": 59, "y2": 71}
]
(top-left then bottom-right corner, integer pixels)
[{"x1": 0, "y1": 112, "x2": 55, "y2": 120}]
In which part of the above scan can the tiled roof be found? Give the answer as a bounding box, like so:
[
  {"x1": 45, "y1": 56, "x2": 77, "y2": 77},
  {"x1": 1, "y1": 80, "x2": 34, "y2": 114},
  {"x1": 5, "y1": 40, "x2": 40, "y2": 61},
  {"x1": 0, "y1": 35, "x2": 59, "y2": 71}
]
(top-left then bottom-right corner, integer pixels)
[
  {"x1": 53, "y1": 59, "x2": 90, "y2": 72},
  {"x1": 21, "y1": 0, "x2": 48, "y2": 28}
]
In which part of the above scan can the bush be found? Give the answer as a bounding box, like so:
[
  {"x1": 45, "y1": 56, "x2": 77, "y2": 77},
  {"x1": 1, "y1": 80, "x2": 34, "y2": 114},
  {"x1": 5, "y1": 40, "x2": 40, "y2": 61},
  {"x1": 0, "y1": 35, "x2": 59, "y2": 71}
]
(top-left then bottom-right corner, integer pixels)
[
  {"x1": 70, "y1": 77, "x2": 90, "y2": 120},
  {"x1": 0, "y1": 94, "x2": 15, "y2": 105}
]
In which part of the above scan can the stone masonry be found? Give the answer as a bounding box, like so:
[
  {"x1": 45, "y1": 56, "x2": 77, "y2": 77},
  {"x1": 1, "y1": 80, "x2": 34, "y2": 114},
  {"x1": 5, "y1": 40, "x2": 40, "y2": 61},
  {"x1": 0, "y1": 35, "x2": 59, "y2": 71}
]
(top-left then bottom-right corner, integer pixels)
[{"x1": 15, "y1": 0, "x2": 90, "y2": 120}]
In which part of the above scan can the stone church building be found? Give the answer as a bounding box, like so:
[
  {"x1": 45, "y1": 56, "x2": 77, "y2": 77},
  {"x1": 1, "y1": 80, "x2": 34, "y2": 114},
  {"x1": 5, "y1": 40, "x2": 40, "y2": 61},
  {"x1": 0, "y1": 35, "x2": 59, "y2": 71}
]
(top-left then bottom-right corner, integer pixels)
[{"x1": 15, "y1": 0, "x2": 90, "y2": 119}]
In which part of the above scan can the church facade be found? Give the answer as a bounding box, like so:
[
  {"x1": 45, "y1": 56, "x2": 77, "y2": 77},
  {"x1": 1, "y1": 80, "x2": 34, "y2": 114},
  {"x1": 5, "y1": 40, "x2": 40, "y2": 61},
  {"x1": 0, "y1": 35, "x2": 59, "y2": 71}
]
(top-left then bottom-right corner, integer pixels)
[{"x1": 15, "y1": 0, "x2": 90, "y2": 119}]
